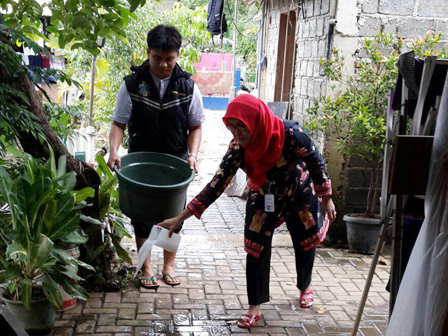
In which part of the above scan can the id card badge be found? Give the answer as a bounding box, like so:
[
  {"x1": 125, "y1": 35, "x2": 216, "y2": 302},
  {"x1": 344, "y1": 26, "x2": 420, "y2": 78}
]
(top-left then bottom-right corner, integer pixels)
[{"x1": 265, "y1": 193, "x2": 275, "y2": 212}]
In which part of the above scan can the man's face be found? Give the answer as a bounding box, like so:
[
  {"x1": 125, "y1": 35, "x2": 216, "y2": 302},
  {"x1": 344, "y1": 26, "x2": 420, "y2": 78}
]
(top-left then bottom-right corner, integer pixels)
[{"x1": 147, "y1": 49, "x2": 179, "y2": 79}]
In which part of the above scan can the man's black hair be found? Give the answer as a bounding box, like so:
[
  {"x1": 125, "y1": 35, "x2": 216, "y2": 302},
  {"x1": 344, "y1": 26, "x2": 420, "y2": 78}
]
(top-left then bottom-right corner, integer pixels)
[{"x1": 147, "y1": 25, "x2": 182, "y2": 52}]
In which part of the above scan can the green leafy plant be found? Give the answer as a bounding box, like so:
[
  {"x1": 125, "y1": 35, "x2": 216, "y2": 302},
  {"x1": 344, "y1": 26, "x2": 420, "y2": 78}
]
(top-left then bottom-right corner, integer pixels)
[
  {"x1": 0, "y1": 0, "x2": 159, "y2": 292},
  {"x1": 412, "y1": 31, "x2": 448, "y2": 59},
  {"x1": 0, "y1": 0, "x2": 153, "y2": 192},
  {"x1": 0, "y1": 24, "x2": 83, "y2": 154},
  {"x1": 79, "y1": 154, "x2": 132, "y2": 290},
  {"x1": 0, "y1": 25, "x2": 44, "y2": 152},
  {"x1": 83, "y1": 154, "x2": 131, "y2": 265},
  {"x1": 44, "y1": 102, "x2": 85, "y2": 141},
  {"x1": 0, "y1": 0, "x2": 150, "y2": 56},
  {"x1": 0, "y1": 152, "x2": 95, "y2": 309}
]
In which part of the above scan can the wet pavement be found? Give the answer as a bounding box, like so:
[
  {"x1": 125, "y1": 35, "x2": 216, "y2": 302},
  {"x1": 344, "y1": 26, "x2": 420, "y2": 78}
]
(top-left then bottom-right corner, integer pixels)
[{"x1": 52, "y1": 110, "x2": 390, "y2": 335}]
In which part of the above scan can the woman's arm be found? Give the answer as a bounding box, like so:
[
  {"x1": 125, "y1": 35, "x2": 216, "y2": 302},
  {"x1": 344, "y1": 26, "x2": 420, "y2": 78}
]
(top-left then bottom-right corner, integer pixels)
[
  {"x1": 187, "y1": 139, "x2": 244, "y2": 218},
  {"x1": 291, "y1": 126, "x2": 336, "y2": 222},
  {"x1": 291, "y1": 126, "x2": 332, "y2": 197},
  {"x1": 157, "y1": 140, "x2": 244, "y2": 234}
]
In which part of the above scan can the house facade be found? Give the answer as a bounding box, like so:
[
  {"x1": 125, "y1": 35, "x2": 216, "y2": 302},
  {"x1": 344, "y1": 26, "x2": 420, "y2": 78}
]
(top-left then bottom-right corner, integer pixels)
[{"x1": 258, "y1": 0, "x2": 448, "y2": 240}]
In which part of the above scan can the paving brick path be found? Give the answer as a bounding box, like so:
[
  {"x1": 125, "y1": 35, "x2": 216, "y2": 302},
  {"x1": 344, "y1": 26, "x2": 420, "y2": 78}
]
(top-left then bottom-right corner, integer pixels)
[
  {"x1": 53, "y1": 236, "x2": 390, "y2": 336},
  {"x1": 53, "y1": 110, "x2": 390, "y2": 335}
]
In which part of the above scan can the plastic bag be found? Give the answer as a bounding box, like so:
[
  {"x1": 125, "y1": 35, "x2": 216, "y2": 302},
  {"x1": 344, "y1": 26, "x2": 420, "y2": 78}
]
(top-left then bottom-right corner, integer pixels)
[{"x1": 224, "y1": 168, "x2": 247, "y2": 197}]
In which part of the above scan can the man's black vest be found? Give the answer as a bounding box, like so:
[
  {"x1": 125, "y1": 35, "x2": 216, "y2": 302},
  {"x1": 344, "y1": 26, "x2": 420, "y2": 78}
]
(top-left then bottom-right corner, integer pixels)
[{"x1": 124, "y1": 60, "x2": 194, "y2": 158}]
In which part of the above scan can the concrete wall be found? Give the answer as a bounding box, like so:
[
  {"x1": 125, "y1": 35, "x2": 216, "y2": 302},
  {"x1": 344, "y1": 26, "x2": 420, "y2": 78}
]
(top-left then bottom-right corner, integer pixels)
[
  {"x1": 264, "y1": 0, "x2": 448, "y2": 109},
  {"x1": 262, "y1": 0, "x2": 330, "y2": 124},
  {"x1": 262, "y1": 0, "x2": 448, "y2": 243}
]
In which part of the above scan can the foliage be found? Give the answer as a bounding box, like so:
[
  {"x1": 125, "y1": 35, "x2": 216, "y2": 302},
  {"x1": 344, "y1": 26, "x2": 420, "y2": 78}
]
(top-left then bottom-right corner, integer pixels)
[
  {"x1": 412, "y1": 31, "x2": 448, "y2": 59},
  {"x1": 0, "y1": 0, "x2": 153, "y2": 56},
  {"x1": 44, "y1": 102, "x2": 86, "y2": 141},
  {"x1": 63, "y1": 1, "x2": 211, "y2": 136},
  {"x1": 307, "y1": 33, "x2": 400, "y2": 166},
  {"x1": 0, "y1": 152, "x2": 95, "y2": 309},
  {"x1": 306, "y1": 31, "x2": 447, "y2": 216},
  {"x1": 0, "y1": 24, "x2": 83, "y2": 153},
  {"x1": 79, "y1": 154, "x2": 132, "y2": 290},
  {"x1": 85, "y1": 154, "x2": 131, "y2": 266},
  {"x1": 0, "y1": 84, "x2": 41, "y2": 153},
  {"x1": 0, "y1": 0, "x2": 156, "y2": 295},
  {"x1": 0, "y1": 25, "x2": 44, "y2": 152},
  {"x1": 0, "y1": 0, "x2": 153, "y2": 154}
]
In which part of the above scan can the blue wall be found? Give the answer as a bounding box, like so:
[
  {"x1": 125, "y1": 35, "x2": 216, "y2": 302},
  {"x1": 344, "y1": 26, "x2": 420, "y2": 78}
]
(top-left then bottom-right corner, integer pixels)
[
  {"x1": 203, "y1": 97, "x2": 229, "y2": 110},
  {"x1": 235, "y1": 69, "x2": 241, "y2": 91}
]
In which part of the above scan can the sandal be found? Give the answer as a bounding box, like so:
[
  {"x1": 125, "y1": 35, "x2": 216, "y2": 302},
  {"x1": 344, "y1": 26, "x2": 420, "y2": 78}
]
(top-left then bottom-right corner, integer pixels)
[
  {"x1": 299, "y1": 289, "x2": 314, "y2": 308},
  {"x1": 237, "y1": 314, "x2": 262, "y2": 329},
  {"x1": 138, "y1": 276, "x2": 159, "y2": 290},
  {"x1": 162, "y1": 273, "x2": 181, "y2": 287}
]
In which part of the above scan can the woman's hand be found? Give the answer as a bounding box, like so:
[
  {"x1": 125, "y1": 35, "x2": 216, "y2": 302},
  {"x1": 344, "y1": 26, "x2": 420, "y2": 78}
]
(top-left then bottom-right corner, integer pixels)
[
  {"x1": 320, "y1": 198, "x2": 336, "y2": 223},
  {"x1": 157, "y1": 208, "x2": 194, "y2": 237},
  {"x1": 158, "y1": 216, "x2": 183, "y2": 237}
]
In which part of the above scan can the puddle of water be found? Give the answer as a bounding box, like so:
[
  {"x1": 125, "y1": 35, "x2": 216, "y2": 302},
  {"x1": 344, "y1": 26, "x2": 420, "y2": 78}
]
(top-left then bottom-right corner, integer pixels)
[
  {"x1": 173, "y1": 314, "x2": 190, "y2": 326},
  {"x1": 152, "y1": 321, "x2": 171, "y2": 333},
  {"x1": 191, "y1": 309, "x2": 209, "y2": 320},
  {"x1": 207, "y1": 305, "x2": 226, "y2": 315},
  {"x1": 208, "y1": 325, "x2": 232, "y2": 336}
]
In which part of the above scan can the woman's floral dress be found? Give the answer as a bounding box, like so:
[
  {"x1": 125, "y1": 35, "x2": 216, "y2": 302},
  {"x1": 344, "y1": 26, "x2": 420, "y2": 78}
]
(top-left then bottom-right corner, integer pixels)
[{"x1": 186, "y1": 120, "x2": 332, "y2": 304}]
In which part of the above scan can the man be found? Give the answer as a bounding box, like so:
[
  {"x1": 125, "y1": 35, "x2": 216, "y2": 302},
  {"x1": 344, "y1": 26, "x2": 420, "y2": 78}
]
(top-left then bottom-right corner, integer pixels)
[{"x1": 108, "y1": 25, "x2": 205, "y2": 289}]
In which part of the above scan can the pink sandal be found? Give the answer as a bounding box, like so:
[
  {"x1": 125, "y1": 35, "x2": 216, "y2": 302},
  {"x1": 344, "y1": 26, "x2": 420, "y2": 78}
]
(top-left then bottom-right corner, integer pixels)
[
  {"x1": 237, "y1": 314, "x2": 262, "y2": 328},
  {"x1": 300, "y1": 289, "x2": 314, "y2": 308}
]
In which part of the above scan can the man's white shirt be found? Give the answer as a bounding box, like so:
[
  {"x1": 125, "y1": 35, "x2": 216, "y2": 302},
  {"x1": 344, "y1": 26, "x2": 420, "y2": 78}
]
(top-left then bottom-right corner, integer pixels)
[{"x1": 113, "y1": 76, "x2": 205, "y2": 127}]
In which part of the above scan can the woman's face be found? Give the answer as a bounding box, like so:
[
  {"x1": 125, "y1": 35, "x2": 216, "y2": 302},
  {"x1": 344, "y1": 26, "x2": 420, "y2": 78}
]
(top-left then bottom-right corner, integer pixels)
[{"x1": 226, "y1": 118, "x2": 252, "y2": 146}]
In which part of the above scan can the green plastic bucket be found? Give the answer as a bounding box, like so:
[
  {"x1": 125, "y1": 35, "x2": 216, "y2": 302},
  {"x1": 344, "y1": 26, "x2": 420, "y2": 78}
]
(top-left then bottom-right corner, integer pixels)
[{"x1": 115, "y1": 152, "x2": 194, "y2": 224}]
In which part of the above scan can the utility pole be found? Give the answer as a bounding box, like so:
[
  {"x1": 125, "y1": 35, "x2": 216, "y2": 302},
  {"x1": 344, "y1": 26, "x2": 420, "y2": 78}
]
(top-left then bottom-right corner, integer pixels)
[
  {"x1": 88, "y1": 55, "x2": 96, "y2": 126},
  {"x1": 88, "y1": 38, "x2": 106, "y2": 126},
  {"x1": 231, "y1": 0, "x2": 238, "y2": 100}
]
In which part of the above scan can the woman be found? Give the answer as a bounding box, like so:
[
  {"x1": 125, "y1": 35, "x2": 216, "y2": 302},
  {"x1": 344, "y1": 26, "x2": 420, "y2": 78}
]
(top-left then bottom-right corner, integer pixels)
[{"x1": 158, "y1": 95, "x2": 336, "y2": 328}]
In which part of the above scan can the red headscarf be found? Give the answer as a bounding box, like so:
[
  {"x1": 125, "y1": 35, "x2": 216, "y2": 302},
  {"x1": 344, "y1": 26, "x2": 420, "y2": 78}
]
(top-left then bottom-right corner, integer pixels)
[{"x1": 223, "y1": 95, "x2": 285, "y2": 190}]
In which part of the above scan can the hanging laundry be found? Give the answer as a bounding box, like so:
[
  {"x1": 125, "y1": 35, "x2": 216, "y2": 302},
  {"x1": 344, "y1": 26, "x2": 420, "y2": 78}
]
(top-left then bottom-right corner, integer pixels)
[
  {"x1": 28, "y1": 55, "x2": 42, "y2": 68},
  {"x1": 391, "y1": 51, "x2": 448, "y2": 123},
  {"x1": 207, "y1": 0, "x2": 227, "y2": 36},
  {"x1": 41, "y1": 55, "x2": 50, "y2": 68}
]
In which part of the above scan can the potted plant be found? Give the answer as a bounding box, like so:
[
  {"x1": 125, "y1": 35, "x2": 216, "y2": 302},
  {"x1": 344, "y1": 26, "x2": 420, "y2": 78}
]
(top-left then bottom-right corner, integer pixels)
[
  {"x1": 307, "y1": 31, "x2": 447, "y2": 254},
  {"x1": 0, "y1": 153, "x2": 95, "y2": 334},
  {"x1": 306, "y1": 33, "x2": 399, "y2": 254}
]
